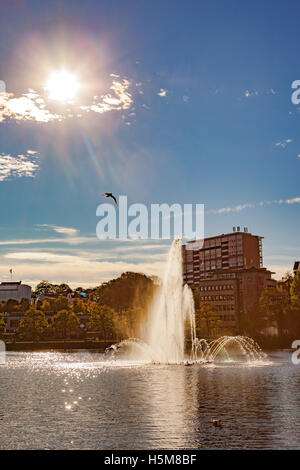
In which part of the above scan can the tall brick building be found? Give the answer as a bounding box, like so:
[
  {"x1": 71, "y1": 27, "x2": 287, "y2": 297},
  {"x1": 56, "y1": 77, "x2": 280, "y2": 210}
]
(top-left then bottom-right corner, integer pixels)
[{"x1": 182, "y1": 229, "x2": 275, "y2": 335}]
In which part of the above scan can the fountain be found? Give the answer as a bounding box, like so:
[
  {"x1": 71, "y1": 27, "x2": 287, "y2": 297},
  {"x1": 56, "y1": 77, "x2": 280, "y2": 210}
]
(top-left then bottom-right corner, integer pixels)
[{"x1": 106, "y1": 239, "x2": 267, "y2": 364}]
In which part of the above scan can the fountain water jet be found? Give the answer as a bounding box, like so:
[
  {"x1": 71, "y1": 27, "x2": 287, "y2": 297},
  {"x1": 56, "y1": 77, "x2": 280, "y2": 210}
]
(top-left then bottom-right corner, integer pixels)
[{"x1": 106, "y1": 239, "x2": 267, "y2": 364}]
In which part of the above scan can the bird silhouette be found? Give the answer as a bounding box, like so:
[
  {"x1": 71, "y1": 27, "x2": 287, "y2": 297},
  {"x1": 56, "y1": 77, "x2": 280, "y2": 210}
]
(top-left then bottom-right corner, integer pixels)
[{"x1": 102, "y1": 193, "x2": 117, "y2": 205}]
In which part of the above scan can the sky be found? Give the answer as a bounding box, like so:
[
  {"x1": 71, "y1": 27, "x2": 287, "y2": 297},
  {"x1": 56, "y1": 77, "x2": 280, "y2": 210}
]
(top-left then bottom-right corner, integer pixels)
[{"x1": 0, "y1": 0, "x2": 299, "y2": 287}]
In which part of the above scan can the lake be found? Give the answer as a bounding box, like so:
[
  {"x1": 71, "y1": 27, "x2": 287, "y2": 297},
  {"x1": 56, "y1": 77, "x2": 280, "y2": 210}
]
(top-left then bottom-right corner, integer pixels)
[{"x1": 0, "y1": 349, "x2": 299, "y2": 449}]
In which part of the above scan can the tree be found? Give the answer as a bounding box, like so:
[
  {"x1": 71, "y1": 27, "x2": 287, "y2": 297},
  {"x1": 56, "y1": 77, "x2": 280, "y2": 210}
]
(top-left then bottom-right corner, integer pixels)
[
  {"x1": 195, "y1": 302, "x2": 220, "y2": 338},
  {"x1": 88, "y1": 305, "x2": 115, "y2": 340},
  {"x1": 53, "y1": 296, "x2": 71, "y2": 313},
  {"x1": 0, "y1": 314, "x2": 6, "y2": 337},
  {"x1": 20, "y1": 298, "x2": 31, "y2": 312},
  {"x1": 17, "y1": 307, "x2": 49, "y2": 342},
  {"x1": 73, "y1": 298, "x2": 85, "y2": 314},
  {"x1": 291, "y1": 272, "x2": 300, "y2": 304},
  {"x1": 114, "y1": 307, "x2": 144, "y2": 339},
  {"x1": 258, "y1": 287, "x2": 289, "y2": 338},
  {"x1": 41, "y1": 300, "x2": 52, "y2": 313},
  {"x1": 4, "y1": 298, "x2": 20, "y2": 313},
  {"x1": 33, "y1": 281, "x2": 58, "y2": 298},
  {"x1": 286, "y1": 273, "x2": 300, "y2": 338},
  {"x1": 52, "y1": 310, "x2": 80, "y2": 338},
  {"x1": 56, "y1": 283, "x2": 72, "y2": 296},
  {"x1": 95, "y1": 272, "x2": 155, "y2": 314}
]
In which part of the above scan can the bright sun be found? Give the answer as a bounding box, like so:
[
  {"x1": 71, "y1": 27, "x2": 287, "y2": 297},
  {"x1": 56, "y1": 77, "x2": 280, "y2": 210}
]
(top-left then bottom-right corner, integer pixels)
[{"x1": 45, "y1": 70, "x2": 80, "y2": 102}]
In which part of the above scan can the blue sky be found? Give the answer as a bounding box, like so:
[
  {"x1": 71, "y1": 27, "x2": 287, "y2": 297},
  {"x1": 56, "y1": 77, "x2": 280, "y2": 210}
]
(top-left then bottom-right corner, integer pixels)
[{"x1": 0, "y1": 0, "x2": 299, "y2": 287}]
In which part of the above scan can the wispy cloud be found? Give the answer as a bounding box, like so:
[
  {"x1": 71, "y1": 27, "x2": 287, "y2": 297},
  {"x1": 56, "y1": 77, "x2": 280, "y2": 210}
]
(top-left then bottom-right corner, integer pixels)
[
  {"x1": 36, "y1": 224, "x2": 79, "y2": 237},
  {"x1": 0, "y1": 249, "x2": 166, "y2": 288},
  {"x1": 80, "y1": 77, "x2": 133, "y2": 114},
  {"x1": 157, "y1": 88, "x2": 168, "y2": 97},
  {"x1": 0, "y1": 151, "x2": 39, "y2": 181},
  {"x1": 209, "y1": 196, "x2": 300, "y2": 215},
  {"x1": 275, "y1": 138, "x2": 293, "y2": 148},
  {"x1": 208, "y1": 203, "x2": 255, "y2": 214},
  {"x1": 244, "y1": 90, "x2": 259, "y2": 98},
  {"x1": 286, "y1": 197, "x2": 300, "y2": 204},
  {"x1": 242, "y1": 89, "x2": 276, "y2": 98}
]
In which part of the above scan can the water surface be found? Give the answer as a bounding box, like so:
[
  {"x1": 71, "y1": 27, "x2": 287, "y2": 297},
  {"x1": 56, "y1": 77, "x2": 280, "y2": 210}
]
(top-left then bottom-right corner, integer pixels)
[{"x1": 0, "y1": 350, "x2": 299, "y2": 449}]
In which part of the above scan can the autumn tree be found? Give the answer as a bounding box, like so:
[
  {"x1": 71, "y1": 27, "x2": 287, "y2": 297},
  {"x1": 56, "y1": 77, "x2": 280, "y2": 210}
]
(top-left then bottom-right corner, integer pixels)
[
  {"x1": 195, "y1": 302, "x2": 220, "y2": 338},
  {"x1": 17, "y1": 307, "x2": 49, "y2": 342},
  {"x1": 286, "y1": 273, "x2": 300, "y2": 338},
  {"x1": 95, "y1": 272, "x2": 155, "y2": 314},
  {"x1": 258, "y1": 287, "x2": 289, "y2": 338},
  {"x1": 0, "y1": 314, "x2": 6, "y2": 337},
  {"x1": 52, "y1": 310, "x2": 80, "y2": 338},
  {"x1": 88, "y1": 305, "x2": 115, "y2": 340},
  {"x1": 53, "y1": 296, "x2": 71, "y2": 313},
  {"x1": 3, "y1": 298, "x2": 19, "y2": 313}
]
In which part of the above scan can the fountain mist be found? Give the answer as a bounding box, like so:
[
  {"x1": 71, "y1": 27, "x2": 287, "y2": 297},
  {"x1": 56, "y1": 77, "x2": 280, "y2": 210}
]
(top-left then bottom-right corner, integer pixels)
[
  {"x1": 106, "y1": 239, "x2": 266, "y2": 364},
  {"x1": 140, "y1": 239, "x2": 195, "y2": 363}
]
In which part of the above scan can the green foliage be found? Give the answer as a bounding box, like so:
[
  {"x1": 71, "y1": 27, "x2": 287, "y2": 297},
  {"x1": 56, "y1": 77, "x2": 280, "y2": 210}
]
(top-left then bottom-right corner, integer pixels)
[
  {"x1": 53, "y1": 296, "x2": 71, "y2": 313},
  {"x1": 195, "y1": 302, "x2": 220, "y2": 338},
  {"x1": 20, "y1": 298, "x2": 31, "y2": 312},
  {"x1": 114, "y1": 307, "x2": 144, "y2": 339},
  {"x1": 88, "y1": 305, "x2": 115, "y2": 340},
  {"x1": 73, "y1": 298, "x2": 85, "y2": 313},
  {"x1": 0, "y1": 313, "x2": 6, "y2": 336},
  {"x1": 17, "y1": 307, "x2": 49, "y2": 341},
  {"x1": 3, "y1": 298, "x2": 20, "y2": 313},
  {"x1": 52, "y1": 310, "x2": 80, "y2": 338},
  {"x1": 41, "y1": 300, "x2": 52, "y2": 313},
  {"x1": 95, "y1": 272, "x2": 155, "y2": 313},
  {"x1": 33, "y1": 281, "x2": 72, "y2": 298},
  {"x1": 258, "y1": 287, "x2": 289, "y2": 337},
  {"x1": 291, "y1": 272, "x2": 300, "y2": 304}
]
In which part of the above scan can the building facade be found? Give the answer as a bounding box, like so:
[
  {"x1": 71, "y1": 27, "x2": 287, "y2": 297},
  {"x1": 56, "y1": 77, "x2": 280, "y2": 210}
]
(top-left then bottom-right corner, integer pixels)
[
  {"x1": 182, "y1": 230, "x2": 275, "y2": 336},
  {"x1": 0, "y1": 281, "x2": 31, "y2": 302}
]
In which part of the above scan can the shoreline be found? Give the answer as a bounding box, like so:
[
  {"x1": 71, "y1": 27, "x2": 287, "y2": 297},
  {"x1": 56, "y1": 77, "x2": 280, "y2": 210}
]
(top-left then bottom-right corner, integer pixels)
[
  {"x1": 5, "y1": 340, "x2": 115, "y2": 352},
  {"x1": 4, "y1": 337, "x2": 294, "y2": 352}
]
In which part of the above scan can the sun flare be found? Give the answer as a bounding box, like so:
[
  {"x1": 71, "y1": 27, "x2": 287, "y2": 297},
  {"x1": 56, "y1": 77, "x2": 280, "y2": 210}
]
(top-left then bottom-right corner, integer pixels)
[{"x1": 45, "y1": 70, "x2": 80, "y2": 102}]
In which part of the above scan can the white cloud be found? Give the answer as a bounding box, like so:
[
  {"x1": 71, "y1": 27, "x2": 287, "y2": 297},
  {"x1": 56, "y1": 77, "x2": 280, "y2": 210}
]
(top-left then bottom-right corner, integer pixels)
[
  {"x1": 0, "y1": 252, "x2": 165, "y2": 288},
  {"x1": 209, "y1": 196, "x2": 300, "y2": 215},
  {"x1": 36, "y1": 224, "x2": 79, "y2": 237},
  {"x1": 275, "y1": 139, "x2": 293, "y2": 148},
  {"x1": 208, "y1": 203, "x2": 255, "y2": 215},
  {"x1": 157, "y1": 88, "x2": 168, "y2": 97},
  {"x1": 265, "y1": 264, "x2": 294, "y2": 281},
  {"x1": 0, "y1": 77, "x2": 133, "y2": 123},
  {"x1": 285, "y1": 197, "x2": 300, "y2": 204},
  {"x1": 0, "y1": 151, "x2": 39, "y2": 181},
  {"x1": 244, "y1": 90, "x2": 259, "y2": 98}
]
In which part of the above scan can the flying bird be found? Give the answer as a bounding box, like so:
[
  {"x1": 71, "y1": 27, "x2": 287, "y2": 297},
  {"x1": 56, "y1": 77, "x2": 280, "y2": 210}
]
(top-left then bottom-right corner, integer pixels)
[{"x1": 102, "y1": 192, "x2": 118, "y2": 205}]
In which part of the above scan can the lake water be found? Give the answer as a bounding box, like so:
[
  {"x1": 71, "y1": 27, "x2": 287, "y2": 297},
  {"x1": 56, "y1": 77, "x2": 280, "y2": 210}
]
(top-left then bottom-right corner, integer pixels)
[{"x1": 0, "y1": 349, "x2": 299, "y2": 449}]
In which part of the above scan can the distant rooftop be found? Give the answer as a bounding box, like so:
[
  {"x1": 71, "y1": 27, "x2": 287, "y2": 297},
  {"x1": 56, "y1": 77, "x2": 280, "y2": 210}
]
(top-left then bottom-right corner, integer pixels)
[{"x1": 0, "y1": 281, "x2": 22, "y2": 286}]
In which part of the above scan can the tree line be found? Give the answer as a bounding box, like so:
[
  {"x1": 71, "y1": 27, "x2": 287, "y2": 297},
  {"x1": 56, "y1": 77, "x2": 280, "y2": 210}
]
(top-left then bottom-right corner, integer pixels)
[{"x1": 0, "y1": 272, "x2": 157, "y2": 342}]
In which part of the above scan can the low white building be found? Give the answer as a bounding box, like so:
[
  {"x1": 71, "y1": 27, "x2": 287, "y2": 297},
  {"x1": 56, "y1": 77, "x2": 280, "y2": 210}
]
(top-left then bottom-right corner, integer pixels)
[{"x1": 0, "y1": 281, "x2": 31, "y2": 302}]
